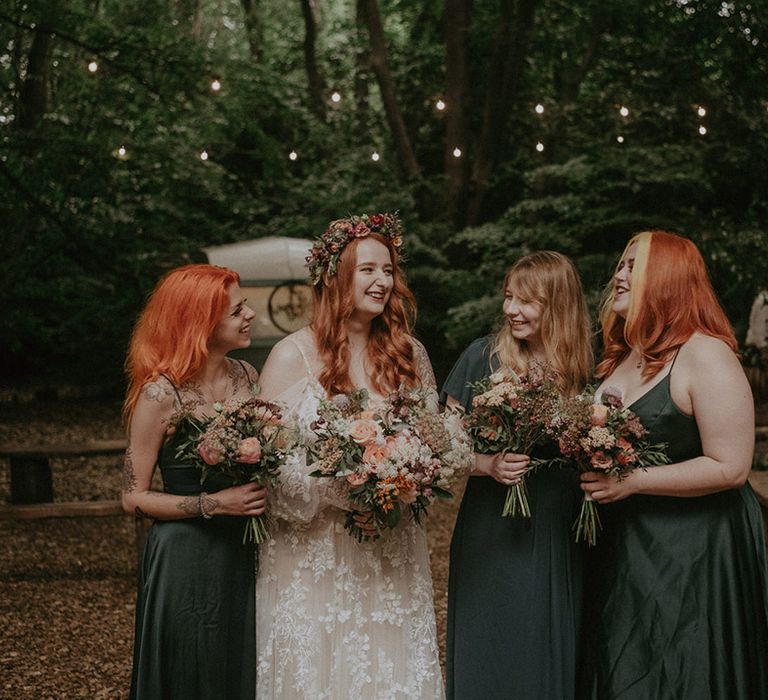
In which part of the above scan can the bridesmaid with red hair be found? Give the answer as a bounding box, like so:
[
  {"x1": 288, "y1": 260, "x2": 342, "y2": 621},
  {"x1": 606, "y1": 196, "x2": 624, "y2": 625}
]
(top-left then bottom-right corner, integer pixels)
[
  {"x1": 580, "y1": 231, "x2": 768, "y2": 699},
  {"x1": 122, "y1": 264, "x2": 266, "y2": 700}
]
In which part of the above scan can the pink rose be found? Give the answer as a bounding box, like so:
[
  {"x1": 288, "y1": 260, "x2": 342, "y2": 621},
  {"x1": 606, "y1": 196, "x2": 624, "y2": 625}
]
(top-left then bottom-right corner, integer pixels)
[
  {"x1": 237, "y1": 437, "x2": 262, "y2": 463},
  {"x1": 591, "y1": 404, "x2": 609, "y2": 427},
  {"x1": 346, "y1": 471, "x2": 369, "y2": 487},
  {"x1": 349, "y1": 418, "x2": 380, "y2": 446},
  {"x1": 199, "y1": 442, "x2": 224, "y2": 466}
]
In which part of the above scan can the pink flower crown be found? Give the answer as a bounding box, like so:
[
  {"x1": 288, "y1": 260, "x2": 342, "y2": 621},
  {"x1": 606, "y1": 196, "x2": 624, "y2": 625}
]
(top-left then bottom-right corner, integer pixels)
[{"x1": 306, "y1": 212, "x2": 404, "y2": 286}]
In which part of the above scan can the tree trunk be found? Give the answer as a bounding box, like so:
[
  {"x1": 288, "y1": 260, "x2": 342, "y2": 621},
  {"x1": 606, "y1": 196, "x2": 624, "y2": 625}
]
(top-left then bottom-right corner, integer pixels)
[
  {"x1": 359, "y1": 0, "x2": 420, "y2": 179},
  {"x1": 300, "y1": 0, "x2": 326, "y2": 121},
  {"x1": 354, "y1": 0, "x2": 371, "y2": 136},
  {"x1": 241, "y1": 0, "x2": 262, "y2": 60},
  {"x1": 444, "y1": 0, "x2": 472, "y2": 227},
  {"x1": 465, "y1": 0, "x2": 539, "y2": 226},
  {"x1": 17, "y1": 27, "x2": 53, "y2": 130}
]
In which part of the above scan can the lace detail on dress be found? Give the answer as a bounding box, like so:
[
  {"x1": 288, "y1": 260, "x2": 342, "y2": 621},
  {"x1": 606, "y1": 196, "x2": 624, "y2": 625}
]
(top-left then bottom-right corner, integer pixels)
[{"x1": 257, "y1": 332, "x2": 444, "y2": 699}]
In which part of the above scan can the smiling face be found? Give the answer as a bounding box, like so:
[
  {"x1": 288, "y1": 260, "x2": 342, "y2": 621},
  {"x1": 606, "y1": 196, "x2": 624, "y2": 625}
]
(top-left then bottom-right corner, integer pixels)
[
  {"x1": 209, "y1": 283, "x2": 255, "y2": 352},
  {"x1": 502, "y1": 282, "x2": 544, "y2": 350},
  {"x1": 349, "y1": 237, "x2": 394, "y2": 322},
  {"x1": 613, "y1": 242, "x2": 637, "y2": 318}
]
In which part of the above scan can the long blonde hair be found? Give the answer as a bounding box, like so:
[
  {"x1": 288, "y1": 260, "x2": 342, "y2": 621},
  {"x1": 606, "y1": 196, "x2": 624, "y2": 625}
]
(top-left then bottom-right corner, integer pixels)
[{"x1": 490, "y1": 251, "x2": 593, "y2": 396}]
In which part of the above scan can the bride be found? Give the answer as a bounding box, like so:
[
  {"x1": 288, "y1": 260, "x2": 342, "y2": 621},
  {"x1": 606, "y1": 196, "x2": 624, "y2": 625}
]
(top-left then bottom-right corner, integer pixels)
[{"x1": 256, "y1": 214, "x2": 444, "y2": 699}]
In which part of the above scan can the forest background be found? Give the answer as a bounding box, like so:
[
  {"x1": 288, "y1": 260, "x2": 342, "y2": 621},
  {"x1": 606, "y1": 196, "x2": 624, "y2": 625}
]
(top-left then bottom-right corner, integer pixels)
[{"x1": 1, "y1": 0, "x2": 767, "y2": 390}]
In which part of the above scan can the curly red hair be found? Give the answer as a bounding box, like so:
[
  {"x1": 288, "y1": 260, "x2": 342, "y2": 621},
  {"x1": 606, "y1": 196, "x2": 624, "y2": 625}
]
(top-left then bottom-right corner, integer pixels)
[
  {"x1": 311, "y1": 233, "x2": 417, "y2": 395},
  {"x1": 123, "y1": 264, "x2": 240, "y2": 424},
  {"x1": 596, "y1": 230, "x2": 737, "y2": 380}
]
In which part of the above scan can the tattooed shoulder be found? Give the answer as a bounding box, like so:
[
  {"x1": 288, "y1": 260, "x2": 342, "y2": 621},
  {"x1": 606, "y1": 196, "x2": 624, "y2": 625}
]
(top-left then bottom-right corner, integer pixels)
[{"x1": 142, "y1": 377, "x2": 175, "y2": 404}]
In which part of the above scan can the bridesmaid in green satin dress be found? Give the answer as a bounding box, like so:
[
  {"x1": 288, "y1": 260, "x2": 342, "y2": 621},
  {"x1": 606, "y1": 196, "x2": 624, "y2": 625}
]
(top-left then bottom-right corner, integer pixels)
[
  {"x1": 442, "y1": 252, "x2": 594, "y2": 700},
  {"x1": 580, "y1": 231, "x2": 768, "y2": 699},
  {"x1": 121, "y1": 264, "x2": 267, "y2": 700}
]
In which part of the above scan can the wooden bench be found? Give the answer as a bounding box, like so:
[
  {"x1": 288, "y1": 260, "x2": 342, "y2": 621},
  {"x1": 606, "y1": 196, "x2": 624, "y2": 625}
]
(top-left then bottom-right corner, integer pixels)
[{"x1": 0, "y1": 439, "x2": 126, "y2": 504}]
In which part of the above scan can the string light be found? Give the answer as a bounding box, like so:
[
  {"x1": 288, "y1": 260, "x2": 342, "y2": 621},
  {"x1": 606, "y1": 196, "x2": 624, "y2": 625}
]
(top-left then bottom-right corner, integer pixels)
[
  {"x1": 331, "y1": 91, "x2": 341, "y2": 103},
  {"x1": 371, "y1": 151, "x2": 380, "y2": 162},
  {"x1": 436, "y1": 99, "x2": 446, "y2": 111},
  {"x1": 617, "y1": 135, "x2": 625, "y2": 143},
  {"x1": 87, "y1": 61, "x2": 98, "y2": 73},
  {"x1": 535, "y1": 103, "x2": 545, "y2": 114},
  {"x1": 289, "y1": 150, "x2": 298, "y2": 161},
  {"x1": 619, "y1": 105, "x2": 630, "y2": 117},
  {"x1": 113, "y1": 145, "x2": 127, "y2": 160},
  {"x1": 211, "y1": 79, "x2": 222, "y2": 92},
  {"x1": 697, "y1": 106, "x2": 707, "y2": 117},
  {"x1": 698, "y1": 125, "x2": 707, "y2": 135},
  {"x1": 200, "y1": 150, "x2": 209, "y2": 161},
  {"x1": 452, "y1": 147, "x2": 462, "y2": 158},
  {"x1": 535, "y1": 142, "x2": 544, "y2": 152}
]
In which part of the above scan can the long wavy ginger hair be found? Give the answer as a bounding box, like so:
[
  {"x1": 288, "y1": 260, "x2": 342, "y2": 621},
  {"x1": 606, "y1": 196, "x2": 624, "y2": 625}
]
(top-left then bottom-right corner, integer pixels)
[
  {"x1": 490, "y1": 251, "x2": 593, "y2": 397},
  {"x1": 123, "y1": 264, "x2": 240, "y2": 424},
  {"x1": 311, "y1": 233, "x2": 417, "y2": 396},
  {"x1": 596, "y1": 230, "x2": 737, "y2": 380}
]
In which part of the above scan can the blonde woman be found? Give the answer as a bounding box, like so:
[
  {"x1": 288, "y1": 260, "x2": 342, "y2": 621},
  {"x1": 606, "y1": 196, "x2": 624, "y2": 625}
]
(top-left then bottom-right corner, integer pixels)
[{"x1": 441, "y1": 251, "x2": 593, "y2": 700}]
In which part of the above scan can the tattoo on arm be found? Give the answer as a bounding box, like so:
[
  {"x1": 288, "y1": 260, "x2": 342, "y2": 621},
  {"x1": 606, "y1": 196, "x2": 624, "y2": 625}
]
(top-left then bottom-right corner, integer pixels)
[
  {"x1": 201, "y1": 493, "x2": 221, "y2": 515},
  {"x1": 142, "y1": 379, "x2": 174, "y2": 403},
  {"x1": 177, "y1": 496, "x2": 202, "y2": 515},
  {"x1": 121, "y1": 447, "x2": 137, "y2": 493}
]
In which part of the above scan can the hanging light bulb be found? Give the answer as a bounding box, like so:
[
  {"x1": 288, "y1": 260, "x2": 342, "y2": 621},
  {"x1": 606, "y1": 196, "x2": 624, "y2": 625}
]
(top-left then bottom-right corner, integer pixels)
[
  {"x1": 698, "y1": 125, "x2": 707, "y2": 135},
  {"x1": 697, "y1": 106, "x2": 707, "y2": 117},
  {"x1": 617, "y1": 135, "x2": 625, "y2": 143},
  {"x1": 200, "y1": 150, "x2": 209, "y2": 161},
  {"x1": 87, "y1": 61, "x2": 98, "y2": 73},
  {"x1": 289, "y1": 150, "x2": 298, "y2": 161},
  {"x1": 331, "y1": 91, "x2": 341, "y2": 103},
  {"x1": 452, "y1": 147, "x2": 462, "y2": 158},
  {"x1": 436, "y1": 99, "x2": 446, "y2": 111},
  {"x1": 211, "y1": 79, "x2": 222, "y2": 92},
  {"x1": 535, "y1": 103, "x2": 545, "y2": 114},
  {"x1": 535, "y1": 142, "x2": 544, "y2": 152},
  {"x1": 619, "y1": 105, "x2": 630, "y2": 117},
  {"x1": 371, "y1": 151, "x2": 380, "y2": 162},
  {"x1": 113, "y1": 145, "x2": 127, "y2": 160}
]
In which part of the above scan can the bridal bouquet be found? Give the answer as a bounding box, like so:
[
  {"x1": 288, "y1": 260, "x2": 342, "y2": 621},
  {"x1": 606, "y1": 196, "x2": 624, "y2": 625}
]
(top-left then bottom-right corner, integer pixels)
[
  {"x1": 308, "y1": 386, "x2": 471, "y2": 542},
  {"x1": 464, "y1": 368, "x2": 561, "y2": 518},
  {"x1": 174, "y1": 397, "x2": 293, "y2": 544},
  {"x1": 549, "y1": 386, "x2": 669, "y2": 546}
]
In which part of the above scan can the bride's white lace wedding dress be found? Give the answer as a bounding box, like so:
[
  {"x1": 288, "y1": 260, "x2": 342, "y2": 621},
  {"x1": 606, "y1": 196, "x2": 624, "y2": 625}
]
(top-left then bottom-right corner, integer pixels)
[{"x1": 256, "y1": 329, "x2": 444, "y2": 699}]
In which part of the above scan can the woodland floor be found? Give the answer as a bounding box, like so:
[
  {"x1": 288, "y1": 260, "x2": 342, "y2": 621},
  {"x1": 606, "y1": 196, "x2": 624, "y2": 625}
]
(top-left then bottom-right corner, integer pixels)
[{"x1": 1, "y1": 395, "x2": 766, "y2": 699}]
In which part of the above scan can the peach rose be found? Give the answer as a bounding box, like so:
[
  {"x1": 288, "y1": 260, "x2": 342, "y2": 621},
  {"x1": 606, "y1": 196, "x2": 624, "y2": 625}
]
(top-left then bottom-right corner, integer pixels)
[
  {"x1": 591, "y1": 404, "x2": 609, "y2": 427},
  {"x1": 363, "y1": 441, "x2": 391, "y2": 466},
  {"x1": 199, "y1": 442, "x2": 224, "y2": 466},
  {"x1": 346, "y1": 471, "x2": 369, "y2": 487},
  {"x1": 590, "y1": 451, "x2": 613, "y2": 470},
  {"x1": 349, "y1": 418, "x2": 380, "y2": 446},
  {"x1": 237, "y1": 437, "x2": 262, "y2": 463}
]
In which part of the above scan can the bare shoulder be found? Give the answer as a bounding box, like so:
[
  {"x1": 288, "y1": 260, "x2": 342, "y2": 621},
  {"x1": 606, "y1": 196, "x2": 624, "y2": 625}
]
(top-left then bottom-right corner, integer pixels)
[
  {"x1": 134, "y1": 375, "x2": 178, "y2": 422},
  {"x1": 679, "y1": 333, "x2": 741, "y2": 373},
  {"x1": 265, "y1": 330, "x2": 312, "y2": 372},
  {"x1": 228, "y1": 356, "x2": 259, "y2": 384}
]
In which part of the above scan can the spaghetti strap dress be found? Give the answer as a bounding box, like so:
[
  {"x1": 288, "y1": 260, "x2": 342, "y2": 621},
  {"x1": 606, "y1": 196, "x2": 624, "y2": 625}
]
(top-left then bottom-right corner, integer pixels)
[
  {"x1": 580, "y1": 366, "x2": 768, "y2": 699},
  {"x1": 129, "y1": 380, "x2": 256, "y2": 700},
  {"x1": 441, "y1": 337, "x2": 584, "y2": 700}
]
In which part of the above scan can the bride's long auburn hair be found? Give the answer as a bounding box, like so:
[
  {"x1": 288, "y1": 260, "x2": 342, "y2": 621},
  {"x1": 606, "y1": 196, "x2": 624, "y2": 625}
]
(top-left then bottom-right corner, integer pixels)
[
  {"x1": 490, "y1": 251, "x2": 593, "y2": 397},
  {"x1": 596, "y1": 230, "x2": 737, "y2": 380},
  {"x1": 123, "y1": 264, "x2": 240, "y2": 425},
  {"x1": 311, "y1": 233, "x2": 417, "y2": 396}
]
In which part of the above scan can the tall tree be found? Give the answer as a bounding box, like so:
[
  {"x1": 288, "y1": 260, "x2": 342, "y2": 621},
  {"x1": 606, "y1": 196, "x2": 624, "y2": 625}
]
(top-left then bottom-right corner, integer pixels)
[
  {"x1": 241, "y1": 0, "x2": 262, "y2": 60},
  {"x1": 359, "y1": 0, "x2": 420, "y2": 179},
  {"x1": 300, "y1": 0, "x2": 326, "y2": 121},
  {"x1": 17, "y1": 27, "x2": 53, "y2": 131}
]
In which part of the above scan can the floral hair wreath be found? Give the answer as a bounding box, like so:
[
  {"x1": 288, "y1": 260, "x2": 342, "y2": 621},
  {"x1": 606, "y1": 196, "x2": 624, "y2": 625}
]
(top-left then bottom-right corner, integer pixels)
[{"x1": 306, "y1": 212, "x2": 404, "y2": 286}]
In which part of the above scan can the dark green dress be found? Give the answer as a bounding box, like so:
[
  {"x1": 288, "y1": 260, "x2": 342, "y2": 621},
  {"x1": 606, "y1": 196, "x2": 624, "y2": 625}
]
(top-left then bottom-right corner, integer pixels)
[
  {"x1": 129, "y1": 420, "x2": 256, "y2": 700},
  {"x1": 581, "y1": 372, "x2": 768, "y2": 699},
  {"x1": 441, "y1": 337, "x2": 584, "y2": 700}
]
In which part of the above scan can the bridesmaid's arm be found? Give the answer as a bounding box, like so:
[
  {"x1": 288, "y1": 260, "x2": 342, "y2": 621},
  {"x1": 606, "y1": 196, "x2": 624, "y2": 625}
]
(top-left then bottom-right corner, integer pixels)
[
  {"x1": 120, "y1": 379, "x2": 267, "y2": 520},
  {"x1": 582, "y1": 335, "x2": 755, "y2": 502}
]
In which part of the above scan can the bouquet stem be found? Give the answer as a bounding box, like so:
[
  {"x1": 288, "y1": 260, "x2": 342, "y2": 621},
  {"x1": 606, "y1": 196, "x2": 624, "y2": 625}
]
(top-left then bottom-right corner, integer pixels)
[
  {"x1": 242, "y1": 514, "x2": 270, "y2": 545},
  {"x1": 573, "y1": 494, "x2": 601, "y2": 547},
  {"x1": 502, "y1": 478, "x2": 531, "y2": 518}
]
